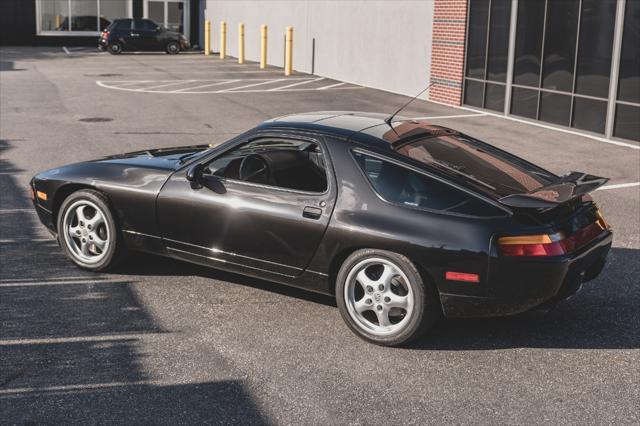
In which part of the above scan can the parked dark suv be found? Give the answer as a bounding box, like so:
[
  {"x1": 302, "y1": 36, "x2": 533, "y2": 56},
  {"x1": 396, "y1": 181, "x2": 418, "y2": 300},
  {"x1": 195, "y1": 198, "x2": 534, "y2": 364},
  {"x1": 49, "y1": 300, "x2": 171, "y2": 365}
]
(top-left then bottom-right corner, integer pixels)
[{"x1": 99, "y1": 19, "x2": 190, "y2": 54}]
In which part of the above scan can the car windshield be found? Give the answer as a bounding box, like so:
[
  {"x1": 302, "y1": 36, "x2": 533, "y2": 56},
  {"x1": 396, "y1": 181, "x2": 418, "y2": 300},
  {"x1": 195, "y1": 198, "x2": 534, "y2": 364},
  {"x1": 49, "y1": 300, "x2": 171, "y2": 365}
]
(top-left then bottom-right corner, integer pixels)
[{"x1": 394, "y1": 134, "x2": 555, "y2": 198}]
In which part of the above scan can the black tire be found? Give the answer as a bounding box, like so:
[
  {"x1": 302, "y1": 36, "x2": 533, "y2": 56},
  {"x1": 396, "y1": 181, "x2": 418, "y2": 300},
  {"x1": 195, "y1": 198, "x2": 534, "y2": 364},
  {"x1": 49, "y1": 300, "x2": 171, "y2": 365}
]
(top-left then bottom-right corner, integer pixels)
[
  {"x1": 335, "y1": 249, "x2": 439, "y2": 346},
  {"x1": 166, "y1": 41, "x2": 180, "y2": 54},
  {"x1": 56, "y1": 189, "x2": 125, "y2": 271},
  {"x1": 108, "y1": 42, "x2": 122, "y2": 54}
]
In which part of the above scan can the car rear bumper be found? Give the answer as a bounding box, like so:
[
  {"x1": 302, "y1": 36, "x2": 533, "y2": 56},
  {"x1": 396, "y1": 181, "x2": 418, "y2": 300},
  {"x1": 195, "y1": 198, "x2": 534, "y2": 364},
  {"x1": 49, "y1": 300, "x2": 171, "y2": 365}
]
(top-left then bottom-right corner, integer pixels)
[{"x1": 440, "y1": 229, "x2": 613, "y2": 318}]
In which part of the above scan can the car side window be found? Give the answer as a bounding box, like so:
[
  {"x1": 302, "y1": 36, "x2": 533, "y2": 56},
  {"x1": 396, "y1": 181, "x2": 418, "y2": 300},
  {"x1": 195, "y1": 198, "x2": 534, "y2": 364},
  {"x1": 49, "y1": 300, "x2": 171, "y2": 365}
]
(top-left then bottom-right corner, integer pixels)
[
  {"x1": 133, "y1": 20, "x2": 156, "y2": 31},
  {"x1": 114, "y1": 20, "x2": 132, "y2": 31},
  {"x1": 353, "y1": 151, "x2": 505, "y2": 217},
  {"x1": 204, "y1": 138, "x2": 328, "y2": 193}
]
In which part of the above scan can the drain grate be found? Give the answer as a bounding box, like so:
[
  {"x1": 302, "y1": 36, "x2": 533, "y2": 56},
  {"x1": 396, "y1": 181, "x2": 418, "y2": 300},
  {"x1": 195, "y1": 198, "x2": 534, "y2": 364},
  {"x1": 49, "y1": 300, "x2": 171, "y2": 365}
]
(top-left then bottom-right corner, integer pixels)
[{"x1": 79, "y1": 117, "x2": 113, "y2": 123}]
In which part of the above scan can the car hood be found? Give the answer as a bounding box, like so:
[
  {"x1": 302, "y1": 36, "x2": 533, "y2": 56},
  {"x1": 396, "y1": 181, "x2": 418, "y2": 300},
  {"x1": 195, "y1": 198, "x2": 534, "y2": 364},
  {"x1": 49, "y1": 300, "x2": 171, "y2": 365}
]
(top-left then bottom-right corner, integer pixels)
[{"x1": 99, "y1": 144, "x2": 212, "y2": 170}]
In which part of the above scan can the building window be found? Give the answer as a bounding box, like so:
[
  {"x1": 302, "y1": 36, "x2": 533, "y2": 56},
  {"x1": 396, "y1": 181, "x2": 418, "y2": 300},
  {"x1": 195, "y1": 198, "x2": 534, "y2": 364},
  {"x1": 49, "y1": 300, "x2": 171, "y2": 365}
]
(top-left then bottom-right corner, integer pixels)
[
  {"x1": 37, "y1": 0, "x2": 130, "y2": 35},
  {"x1": 463, "y1": 0, "x2": 640, "y2": 141},
  {"x1": 510, "y1": 0, "x2": 617, "y2": 133},
  {"x1": 614, "y1": 0, "x2": 640, "y2": 141},
  {"x1": 463, "y1": 0, "x2": 512, "y2": 112}
]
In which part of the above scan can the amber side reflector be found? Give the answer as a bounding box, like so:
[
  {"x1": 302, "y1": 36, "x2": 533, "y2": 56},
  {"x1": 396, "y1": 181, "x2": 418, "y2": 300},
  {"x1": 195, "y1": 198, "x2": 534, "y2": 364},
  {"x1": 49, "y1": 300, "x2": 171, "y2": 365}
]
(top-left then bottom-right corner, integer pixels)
[
  {"x1": 36, "y1": 190, "x2": 48, "y2": 201},
  {"x1": 445, "y1": 271, "x2": 480, "y2": 283}
]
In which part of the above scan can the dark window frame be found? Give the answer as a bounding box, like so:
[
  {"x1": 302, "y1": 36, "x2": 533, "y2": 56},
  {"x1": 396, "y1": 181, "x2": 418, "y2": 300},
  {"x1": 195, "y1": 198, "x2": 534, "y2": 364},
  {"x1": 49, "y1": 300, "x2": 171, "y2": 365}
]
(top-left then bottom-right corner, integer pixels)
[{"x1": 201, "y1": 134, "x2": 332, "y2": 196}]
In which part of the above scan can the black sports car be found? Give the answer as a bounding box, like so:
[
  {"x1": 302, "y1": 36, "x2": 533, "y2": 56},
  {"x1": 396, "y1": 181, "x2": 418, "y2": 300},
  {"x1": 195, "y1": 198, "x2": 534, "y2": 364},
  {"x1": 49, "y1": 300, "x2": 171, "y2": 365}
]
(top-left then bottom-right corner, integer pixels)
[{"x1": 31, "y1": 112, "x2": 612, "y2": 346}]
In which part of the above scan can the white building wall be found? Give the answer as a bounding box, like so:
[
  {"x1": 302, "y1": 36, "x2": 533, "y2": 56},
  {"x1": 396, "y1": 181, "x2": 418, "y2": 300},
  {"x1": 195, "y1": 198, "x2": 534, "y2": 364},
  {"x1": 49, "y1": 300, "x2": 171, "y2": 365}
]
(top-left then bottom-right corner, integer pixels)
[{"x1": 204, "y1": 0, "x2": 435, "y2": 97}]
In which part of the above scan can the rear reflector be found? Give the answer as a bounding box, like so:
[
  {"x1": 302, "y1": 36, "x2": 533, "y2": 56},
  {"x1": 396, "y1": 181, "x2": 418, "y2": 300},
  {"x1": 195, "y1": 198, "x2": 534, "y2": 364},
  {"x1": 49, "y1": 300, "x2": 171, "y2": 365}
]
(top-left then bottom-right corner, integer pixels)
[
  {"x1": 445, "y1": 271, "x2": 480, "y2": 283},
  {"x1": 498, "y1": 217, "x2": 607, "y2": 257}
]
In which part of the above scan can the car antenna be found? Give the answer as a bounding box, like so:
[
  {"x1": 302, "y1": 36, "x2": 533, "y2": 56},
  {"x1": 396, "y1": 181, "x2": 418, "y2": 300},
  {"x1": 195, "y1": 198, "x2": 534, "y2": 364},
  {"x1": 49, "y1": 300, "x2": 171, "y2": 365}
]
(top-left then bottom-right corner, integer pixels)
[{"x1": 384, "y1": 82, "x2": 436, "y2": 135}]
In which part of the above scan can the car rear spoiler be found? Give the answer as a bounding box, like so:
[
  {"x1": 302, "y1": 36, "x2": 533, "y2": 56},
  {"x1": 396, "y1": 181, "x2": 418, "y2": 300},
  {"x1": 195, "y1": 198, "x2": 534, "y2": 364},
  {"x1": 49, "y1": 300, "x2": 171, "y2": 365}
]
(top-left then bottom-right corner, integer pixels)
[{"x1": 498, "y1": 172, "x2": 609, "y2": 209}]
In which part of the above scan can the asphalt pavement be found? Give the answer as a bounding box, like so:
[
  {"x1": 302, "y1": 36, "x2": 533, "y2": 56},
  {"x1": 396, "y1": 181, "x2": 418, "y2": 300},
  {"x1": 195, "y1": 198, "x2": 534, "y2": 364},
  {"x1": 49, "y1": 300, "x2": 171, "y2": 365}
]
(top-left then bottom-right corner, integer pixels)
[{"x1": 1, "y1": 47, "x2": 639, "y2": 424}]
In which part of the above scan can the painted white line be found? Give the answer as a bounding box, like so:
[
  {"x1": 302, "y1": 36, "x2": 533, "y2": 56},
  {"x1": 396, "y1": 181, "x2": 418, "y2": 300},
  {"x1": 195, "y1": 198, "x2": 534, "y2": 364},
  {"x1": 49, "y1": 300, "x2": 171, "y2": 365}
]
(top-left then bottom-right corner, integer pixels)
[
  {"x1": 218, "y1": 78, "x2": 286, "y2": 92},
  {"x1": 110, "y1": 80, "x2": 154, "y2": 88},
  {"x1": 596, "y1": 182, "x2": 640, "y2": 191},
  {"x1": 62, "y1": 46, "x2": 70, "y2": 55},
  {"x1": 317, "y1": 82, "x2": 346, "y2": 90},
  {"x1": 428, "y1": 99, "x2": 640, "y2": 150},
  {"x1": 172, "y1": 79, "x2": 241, "y2": 92},
  {"x1": 0, "y1": 209, "x2": 34, "y2": 214},
  {"x1": 0, "y1": 381, "x2": 155, "y2": 396},
  {"x1": 0, "y1": 238, "x2": 53, "y2": 243},
  {"x1": 0, "y1": 172, "x2": 24, "y2": 175},
  {"x1": 0, "y1": 276, "x2": 101, "y2": 283},
  {"x1": 137, "y1": 80, "x2": 198, "y2": 91},
  {"x1": 268, "y1": 77, "x2": 323, "y2": 91},
  {"x1": 97, "y1": 80, "x2": 366, "y2": 94},
  {"x1": 0, "y1": 334, "x2": 153, "y2": 346},
  {"x1": 0, "y1": 279, "x2": 125, "y2": 288},
  {"x1": 411, "y1": 112, "x2": 488, "y2": 120}
]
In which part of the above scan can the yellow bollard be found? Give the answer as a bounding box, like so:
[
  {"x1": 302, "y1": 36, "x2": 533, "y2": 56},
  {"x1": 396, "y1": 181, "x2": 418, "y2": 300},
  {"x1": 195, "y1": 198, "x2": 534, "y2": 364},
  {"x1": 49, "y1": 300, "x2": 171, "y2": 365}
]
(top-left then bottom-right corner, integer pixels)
[
  {"x1": 220, "y1": 21, "x2": 227, "y2": 59},
  {"x1": 260, "y1": 24, "x2": 268, "y2": 69},
  {"x1": 285, "y1": 26, "x2": 293, "y2": 76},
  {"x1": 238, "y1": 23, "x2": 245, "y2": 64},
  {"x1": 204, "y1": 20, "x2": 211, "y2": 55}
]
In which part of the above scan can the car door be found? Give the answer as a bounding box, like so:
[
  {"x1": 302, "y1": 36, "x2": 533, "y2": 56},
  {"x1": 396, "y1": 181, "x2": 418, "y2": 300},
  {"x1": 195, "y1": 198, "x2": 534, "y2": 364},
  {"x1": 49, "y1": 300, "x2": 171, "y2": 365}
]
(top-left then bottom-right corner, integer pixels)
[
  {"x1": 128, "y1": 20, "x2": 155, "y2": 51},
  {"x1": 156, "y1": 132, "x2": 337, "y2": 277}
]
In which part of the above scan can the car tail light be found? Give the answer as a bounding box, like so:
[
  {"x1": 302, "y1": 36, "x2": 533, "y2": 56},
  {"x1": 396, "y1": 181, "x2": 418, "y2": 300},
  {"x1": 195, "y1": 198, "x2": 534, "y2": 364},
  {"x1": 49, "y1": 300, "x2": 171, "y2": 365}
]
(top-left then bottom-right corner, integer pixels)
[
  {"x1": 498, "y1": 218, "x2": 608, "y2": 257},
  {"x1": 102, "y1": 31, "x2": 109, "y2": 39}
]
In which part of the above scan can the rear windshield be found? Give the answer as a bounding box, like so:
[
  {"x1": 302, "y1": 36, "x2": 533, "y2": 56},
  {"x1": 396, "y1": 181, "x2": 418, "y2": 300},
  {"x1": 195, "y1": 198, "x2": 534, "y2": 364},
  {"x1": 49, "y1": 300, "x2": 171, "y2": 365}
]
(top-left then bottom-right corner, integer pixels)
[{"x1": 395, "y1": 134, "x2": 555, "y2": 198}]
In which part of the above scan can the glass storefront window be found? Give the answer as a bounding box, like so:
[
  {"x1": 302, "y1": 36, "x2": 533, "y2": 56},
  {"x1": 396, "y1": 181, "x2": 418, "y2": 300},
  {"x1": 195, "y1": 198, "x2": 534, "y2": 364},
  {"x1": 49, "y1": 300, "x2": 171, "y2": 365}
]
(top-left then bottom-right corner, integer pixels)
[
  {"x1": 39, "y1": 0, "x2": 70, "y2": 32},
  {"x1": 100, "y1": 0, "x2": 129, "y2": 31},
  {"x1": 465, "y1": 0, "x2": 638, "y2": 141},
  {"x1": 38, "y1": 0, "x2": 130, "y2": 34}
]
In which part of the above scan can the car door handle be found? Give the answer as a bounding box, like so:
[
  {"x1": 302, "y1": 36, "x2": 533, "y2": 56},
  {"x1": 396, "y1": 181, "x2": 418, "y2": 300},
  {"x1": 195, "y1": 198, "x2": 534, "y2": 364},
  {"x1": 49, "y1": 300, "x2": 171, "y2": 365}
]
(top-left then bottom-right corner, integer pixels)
[
  {"x1": 130, "y1": 33, "x2": 140, "y2": 37},
  {"x1": 303, "y1": 206, "x2": 322, "y2": 220}
]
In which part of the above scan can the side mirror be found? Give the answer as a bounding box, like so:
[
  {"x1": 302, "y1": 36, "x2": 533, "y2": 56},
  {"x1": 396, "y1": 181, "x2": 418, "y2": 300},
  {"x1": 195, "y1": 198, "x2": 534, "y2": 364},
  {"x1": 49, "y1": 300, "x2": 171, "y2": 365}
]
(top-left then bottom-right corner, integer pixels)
[
  {"x1": 201, "y1": 174, "x2": 227, "y2": 194},
  {"x1": 186, "y1": 163, "x2": 204, "y2": 189}
]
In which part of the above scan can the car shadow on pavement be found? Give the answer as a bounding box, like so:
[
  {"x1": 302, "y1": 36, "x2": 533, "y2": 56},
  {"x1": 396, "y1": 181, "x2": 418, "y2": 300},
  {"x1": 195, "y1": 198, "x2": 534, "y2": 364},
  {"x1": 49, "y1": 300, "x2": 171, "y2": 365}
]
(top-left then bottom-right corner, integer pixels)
[
  {"x1": 412, "y1": 246, "x2": 640, "y2": 351},
  {"x1": 0, "y1": 144, "x2": 269, "y2": 424},
  {"x1": 113, "y1": 252, "x2": 337, "y2": 307}
]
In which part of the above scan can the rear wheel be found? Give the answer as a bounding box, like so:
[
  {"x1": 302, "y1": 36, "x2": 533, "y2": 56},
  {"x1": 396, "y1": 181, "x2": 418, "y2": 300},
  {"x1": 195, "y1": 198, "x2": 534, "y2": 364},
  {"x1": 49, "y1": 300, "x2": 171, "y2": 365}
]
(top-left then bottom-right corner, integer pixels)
[
  {"x1": 57, "y1": 189, "x2": 124, "y2": 271},
  {"x1": 108, "y1": 42, "x2": 122, "y2": 54},
  {"x1": 336, "y1": 249, "x2": 439, "y2": 346},
  {"x1": 166, "y1": 41, "x2": 180, "y2": 54}
]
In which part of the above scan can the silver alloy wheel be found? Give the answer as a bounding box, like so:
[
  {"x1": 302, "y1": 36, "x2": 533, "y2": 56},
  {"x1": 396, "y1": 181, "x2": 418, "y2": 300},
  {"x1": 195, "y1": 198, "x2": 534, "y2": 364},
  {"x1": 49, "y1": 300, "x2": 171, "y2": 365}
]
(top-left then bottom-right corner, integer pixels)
[
  {"x1": 344, "y1": 257, "x2": 415, "y2": 336},
  {"x1": 168, "y1": 42, "x2": 179, "y2": 53},
  {"x1": 62, "y1": 200, "x2": 110, "y2": 264},
  {"x1": 110, "y1": 43, "x2": 121, "y2": 53}
]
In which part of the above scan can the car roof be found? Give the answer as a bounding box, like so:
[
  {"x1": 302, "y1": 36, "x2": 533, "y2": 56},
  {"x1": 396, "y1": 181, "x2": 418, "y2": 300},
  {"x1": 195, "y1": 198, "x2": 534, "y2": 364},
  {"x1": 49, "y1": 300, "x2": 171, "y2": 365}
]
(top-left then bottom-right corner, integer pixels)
[{"x1": 261, "y1": 111, "x2": 459, "y2": 151}]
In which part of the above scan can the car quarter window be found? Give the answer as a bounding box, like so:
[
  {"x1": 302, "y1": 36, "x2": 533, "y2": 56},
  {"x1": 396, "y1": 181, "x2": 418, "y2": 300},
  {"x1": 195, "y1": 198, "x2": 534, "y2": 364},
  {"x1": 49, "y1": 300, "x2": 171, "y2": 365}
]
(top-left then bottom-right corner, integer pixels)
[
  {"x1": 203, "y1": 138, "x2": 328, "y2": 193},
  {"x1": 113, "y1": 20, "x2": 132, "y2": 31},
  {"x1": 353, "y1": 151, "x2": 506, "y2": 217},
  {"x1": 133, "y1": 20, "x2": 157, "y2": 31}
]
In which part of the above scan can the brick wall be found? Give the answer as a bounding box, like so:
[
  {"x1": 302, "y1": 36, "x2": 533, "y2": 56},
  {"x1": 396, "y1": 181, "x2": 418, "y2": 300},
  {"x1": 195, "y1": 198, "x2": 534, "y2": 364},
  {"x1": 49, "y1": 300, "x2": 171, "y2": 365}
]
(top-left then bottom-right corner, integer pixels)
[{"x1": 429, "y1": 0, "x2": 468, "y2": 106}]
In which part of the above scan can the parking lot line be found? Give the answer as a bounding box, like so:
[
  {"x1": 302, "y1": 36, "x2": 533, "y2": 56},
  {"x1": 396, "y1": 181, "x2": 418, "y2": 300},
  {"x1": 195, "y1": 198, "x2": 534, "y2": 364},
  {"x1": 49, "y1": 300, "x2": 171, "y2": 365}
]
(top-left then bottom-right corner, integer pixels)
[
  {"x1": 596, "y1": 182, "x2": 640, "y2": 191},
  {"x1": 218, "y1": 78, "x2": 286, "y2": 92},
  {"x1": 173, "y1": 79, "x2": 241, "y2": 92},
  {"x1": 138, "y1": 80, "x2": 198, "y2": 91},
  {"x1": 434, "y1": 101, "x2": 640, "y2": 150},
  {"x1": 411, "y1": 112, "x2": 488, "y2": 120},
  {"x1": 268, "y1": 77, "x2": 324, "y2": 91},
  {"x1": 0, "y1": 279, "x2": 127, "y2": 288},
  {"x1": 318, "y1": 82, "x2": 346, "y2": 90}
]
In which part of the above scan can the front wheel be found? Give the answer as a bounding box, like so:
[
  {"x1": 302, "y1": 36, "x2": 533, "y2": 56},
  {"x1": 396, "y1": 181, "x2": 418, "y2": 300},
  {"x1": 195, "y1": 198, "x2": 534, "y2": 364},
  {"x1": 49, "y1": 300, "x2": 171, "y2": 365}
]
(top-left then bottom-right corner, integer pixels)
[
  {"x1": 57, "y1": 189, "x2": 124, "y2": 271},
  {"x1": 336, "y1": 249, "x2": 439, "y2": 346},
  {"x1": 166, "y1": 41, "x2": 180, "y2": 54}
]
